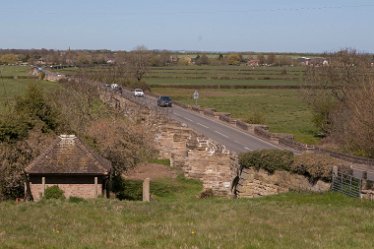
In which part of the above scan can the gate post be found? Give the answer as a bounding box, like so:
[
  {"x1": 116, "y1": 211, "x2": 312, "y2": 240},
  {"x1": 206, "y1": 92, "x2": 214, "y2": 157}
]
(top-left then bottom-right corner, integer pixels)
[{"x1": 332, "y1": 166, "x2": 338, "y2": 177}]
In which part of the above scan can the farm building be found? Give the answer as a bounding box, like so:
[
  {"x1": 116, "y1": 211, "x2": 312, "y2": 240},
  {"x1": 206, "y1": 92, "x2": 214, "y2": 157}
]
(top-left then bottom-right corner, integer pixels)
[{"x1": 24, "y1": 135, "x2": 111, "y2": 201}]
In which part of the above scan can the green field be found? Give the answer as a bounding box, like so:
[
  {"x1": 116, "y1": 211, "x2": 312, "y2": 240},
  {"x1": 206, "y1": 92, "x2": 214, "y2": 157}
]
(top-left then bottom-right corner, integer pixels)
[
  {"x1": 151, "y1": 88, "x2": 317, "y2": 143},
  {"x1": 0, "y1": 65, "x2": 31, "y2": 77},
  {"x1": 0, "y1": 78, "x2": 58, "y2": 110},
  {"x1": 145, "y1": 65, "x2": 304, "y2": 87},
  {"x1": 1, "y1": 188, "x2": 373, "y2": 248}
]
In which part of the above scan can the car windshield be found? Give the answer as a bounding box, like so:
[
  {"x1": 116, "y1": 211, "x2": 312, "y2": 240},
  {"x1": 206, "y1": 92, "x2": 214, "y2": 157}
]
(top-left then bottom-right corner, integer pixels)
[
  {"x1": 134, "y1": 89, "x2": 143, "y2": 92},
  {"x1": 160, "y1": 96, "x2": 171, "y2": 101}
]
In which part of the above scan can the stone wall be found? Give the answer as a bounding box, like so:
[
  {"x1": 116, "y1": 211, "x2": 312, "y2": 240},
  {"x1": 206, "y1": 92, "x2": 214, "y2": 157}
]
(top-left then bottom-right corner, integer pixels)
[
  {"x1": 153, "y1": 121, "x2": 237, "y2": 196},
  {"x1": 235, "y1": 168, "x2": 330, "y2": 198}
]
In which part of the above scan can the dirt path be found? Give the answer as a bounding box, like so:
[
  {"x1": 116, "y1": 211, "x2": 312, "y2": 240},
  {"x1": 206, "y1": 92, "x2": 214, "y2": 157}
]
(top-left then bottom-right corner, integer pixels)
[{"x1": 124, "y1": 163, "x2": 176, "y2": 180}]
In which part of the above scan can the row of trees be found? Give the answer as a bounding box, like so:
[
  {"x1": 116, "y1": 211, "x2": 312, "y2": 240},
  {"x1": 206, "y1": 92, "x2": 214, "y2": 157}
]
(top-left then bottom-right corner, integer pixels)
[{"x1": 0, "y1": 48, "x2": 306, "y2": 67}]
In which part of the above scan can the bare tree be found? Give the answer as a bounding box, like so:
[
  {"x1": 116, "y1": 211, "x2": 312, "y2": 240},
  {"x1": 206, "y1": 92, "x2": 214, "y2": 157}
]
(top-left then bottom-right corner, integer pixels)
[
  {"x1": 127, "y1": 46, "x2": 150, "y2": 82},
  {"x1": 303, "y1": 49, "x2": 374, "y2": 156},
  {"x1": 340, "y1": 78, "x2": 374, "y2": 156}
]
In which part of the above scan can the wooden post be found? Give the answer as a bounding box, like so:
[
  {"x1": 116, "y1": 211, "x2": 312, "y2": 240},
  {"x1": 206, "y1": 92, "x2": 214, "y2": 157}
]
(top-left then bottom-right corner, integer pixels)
[
  {"x1": 42, "y1": 177, "x2": 46, "y2": 197},
  {"x1": 24, "y1": 182, "x2": 27, "y2": 199},
  {"x1": 94, "y1": 177, "x2": 98, "y2": 197},
  {"x1": 143, "y1": 178, "x2": 150, "y2": 202}
]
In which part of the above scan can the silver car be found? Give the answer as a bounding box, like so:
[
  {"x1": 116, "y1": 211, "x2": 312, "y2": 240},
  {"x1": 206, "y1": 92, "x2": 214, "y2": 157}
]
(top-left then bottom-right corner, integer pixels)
[{"x1": 134, "y1": 88, "x2": 144, "y2": 97}]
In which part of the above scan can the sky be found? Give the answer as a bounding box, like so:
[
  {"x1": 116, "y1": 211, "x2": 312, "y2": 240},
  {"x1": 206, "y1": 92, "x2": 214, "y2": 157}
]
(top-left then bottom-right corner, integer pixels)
[{"x1": 1, "y1": 0, "x2": 373, "y2": 53}]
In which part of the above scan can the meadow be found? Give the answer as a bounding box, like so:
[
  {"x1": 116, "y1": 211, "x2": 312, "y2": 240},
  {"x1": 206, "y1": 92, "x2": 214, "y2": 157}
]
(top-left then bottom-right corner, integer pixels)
[
  {"x1": 0, "y1": 179, "x2": 373, "y2": 249},
  {"x1": 0, "y1": 78, "x2": 57, "y2": 111},
  {"x1": 145, "y1": 65, "x2": 304, "y2": 87},
  {"x1": 0, "y1": 65, "x2": 32, "y2": 77}
]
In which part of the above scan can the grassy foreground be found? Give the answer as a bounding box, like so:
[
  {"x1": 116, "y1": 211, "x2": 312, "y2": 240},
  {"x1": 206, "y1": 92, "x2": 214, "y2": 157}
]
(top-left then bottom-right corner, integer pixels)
[{"x1": 1, "y1": 191, "x2": 373, "y2": 249}]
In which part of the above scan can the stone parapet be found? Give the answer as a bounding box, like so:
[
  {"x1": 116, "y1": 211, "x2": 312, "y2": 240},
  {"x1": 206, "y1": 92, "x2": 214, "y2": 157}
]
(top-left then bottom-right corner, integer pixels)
[{"x1": 235, "y1": 168, "x2": 330, "y2": 198}]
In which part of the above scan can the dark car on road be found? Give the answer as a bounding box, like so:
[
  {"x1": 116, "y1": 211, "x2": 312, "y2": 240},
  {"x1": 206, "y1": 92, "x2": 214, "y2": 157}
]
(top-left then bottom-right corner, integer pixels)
[{"x1": 157, "y1": 96, "x2": 172, "y2": 107}]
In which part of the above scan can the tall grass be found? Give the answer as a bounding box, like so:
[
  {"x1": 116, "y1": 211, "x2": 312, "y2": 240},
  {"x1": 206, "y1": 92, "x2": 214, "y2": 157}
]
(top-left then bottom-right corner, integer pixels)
[{"x1": 0, "y1": 192, "x2": 373, "y2": 248}]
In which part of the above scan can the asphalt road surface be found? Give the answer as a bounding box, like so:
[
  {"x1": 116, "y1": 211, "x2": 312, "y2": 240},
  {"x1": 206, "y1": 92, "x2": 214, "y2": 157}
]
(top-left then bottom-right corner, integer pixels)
[{"x1": 121, "y1": 89, "x2": 286, "y2": 153}]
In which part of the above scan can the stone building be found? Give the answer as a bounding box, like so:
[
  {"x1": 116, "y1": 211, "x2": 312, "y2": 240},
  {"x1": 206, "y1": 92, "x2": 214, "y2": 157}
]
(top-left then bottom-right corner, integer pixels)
[{"x1": 25, "y1": 135, "x2": 111, "y2": 201}]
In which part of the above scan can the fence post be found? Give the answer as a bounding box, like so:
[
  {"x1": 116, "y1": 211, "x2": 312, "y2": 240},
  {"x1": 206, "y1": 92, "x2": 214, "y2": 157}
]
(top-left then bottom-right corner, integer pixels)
[
  {"x1": 333, "y1": 166, "x2": 338, "y2": 177},
  {"x1": 143, "y1": 178, "x2": 150, "y2": 202}
]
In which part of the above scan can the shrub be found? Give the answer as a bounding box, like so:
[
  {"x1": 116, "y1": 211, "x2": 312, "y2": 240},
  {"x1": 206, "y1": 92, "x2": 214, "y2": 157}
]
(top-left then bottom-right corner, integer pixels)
[
  {"x1": 244, "y1": 110, "x2": 266, "y2": 124},
  {"x1": 0, "y1": 111, "x2": 30, "y2": 142},
  {"x1": 239, "y1": 149, "x2": 294, "y2": 174},
  {"x1": 0, "y1": 141, "x2": 33, "y2": 201},
  {"x1": 116, "y1": 180, "x2": 143, "y2": 201},
  {"x1": 44, "y1": 185, "x2": 65, "y2": 200},
  {"x1": 291, "y1": 153, "x2": 336, "y2": 183}
]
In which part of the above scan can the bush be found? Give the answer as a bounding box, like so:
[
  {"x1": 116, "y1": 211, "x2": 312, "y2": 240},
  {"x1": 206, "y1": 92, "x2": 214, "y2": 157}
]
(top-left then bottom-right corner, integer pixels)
[
  {"x1": 291, "y1": 153, "x2": 336, "y2": 183},
  {"x1": 239, "y1": 149, "x2": 294, "y2": 174},
  {"x1": 0, "y1": 141, "x2": 33, "y2": 201},
  {"x1": 244, "y1": 110, "x2": 266, "y2": 124},
  {"x1": 116, "y1": 180, "x2": 143, "y2": 201},
  {"x1": 0, "y1": 111, "x2": 30, "y2": 142},
  {"x1": 44, "y1": 185, "x2": 65, "y2": 200}
]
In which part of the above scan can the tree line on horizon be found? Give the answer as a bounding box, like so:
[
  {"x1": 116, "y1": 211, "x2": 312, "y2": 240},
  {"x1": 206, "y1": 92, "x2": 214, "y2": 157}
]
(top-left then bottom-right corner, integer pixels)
[{"x1": 0, "y1": 47, "x2": 336, "y2": 67}]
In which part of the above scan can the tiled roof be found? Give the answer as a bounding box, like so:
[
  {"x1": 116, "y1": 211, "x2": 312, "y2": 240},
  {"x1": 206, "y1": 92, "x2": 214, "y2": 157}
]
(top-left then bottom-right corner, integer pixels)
[{"x1": 25, "y1": 135, "x2": 111, "y2": 175}]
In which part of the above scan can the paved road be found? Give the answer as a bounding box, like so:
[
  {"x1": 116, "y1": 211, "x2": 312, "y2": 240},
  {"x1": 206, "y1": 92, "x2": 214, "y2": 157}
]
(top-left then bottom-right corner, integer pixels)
[{"x1": 120, "y1": 89, "x2": 285, "y2": 153}]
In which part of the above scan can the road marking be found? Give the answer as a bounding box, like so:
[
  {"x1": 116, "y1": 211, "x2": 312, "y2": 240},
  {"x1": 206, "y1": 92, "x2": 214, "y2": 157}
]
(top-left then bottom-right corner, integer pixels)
[
  {"x1": 174, "y1": 106, "x2": 280, "y2": 149},
  {"x1": 184, "y1": 117, "x2": 193, "y2": 122},
  {"x1": 197, "y1": 123, "x2": 209, "y2": 129},
  {"x1": 244, "y1": 146, "x2": 251, "y2": 151},
  {"x1": 215, "y1": 130, "x2": 228, "y2": 138}
]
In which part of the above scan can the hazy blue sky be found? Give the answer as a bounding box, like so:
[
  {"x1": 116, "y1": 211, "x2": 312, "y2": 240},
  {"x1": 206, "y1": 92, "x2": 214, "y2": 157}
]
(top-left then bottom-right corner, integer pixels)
[{"x1": 1, "y1": 0, "x2": 373, "y2": 52}]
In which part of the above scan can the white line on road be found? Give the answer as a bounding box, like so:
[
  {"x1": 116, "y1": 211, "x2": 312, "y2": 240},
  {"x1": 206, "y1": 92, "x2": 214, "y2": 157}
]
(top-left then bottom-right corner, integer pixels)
[
  {"x1": 197, "y1": 123, "x2": 209, "y2": 128},
  {"x1": 215, "y1": 130, "x2": 228, "y2": 138},
  {"x1": 244, "y1": 146, "x2": 251, "y2": 151},
  {"x1": 174, "y1": 106, "x2": 280, "y2": 149},
  {"x1": 174, "y1": 112, "x2": 194, "y2": 122}
]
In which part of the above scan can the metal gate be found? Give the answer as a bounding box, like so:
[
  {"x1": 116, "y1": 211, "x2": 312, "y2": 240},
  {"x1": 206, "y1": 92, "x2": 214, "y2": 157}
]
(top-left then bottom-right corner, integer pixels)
[{"x1": 331, "y1": 171, "x2": 361, "y2": 198}]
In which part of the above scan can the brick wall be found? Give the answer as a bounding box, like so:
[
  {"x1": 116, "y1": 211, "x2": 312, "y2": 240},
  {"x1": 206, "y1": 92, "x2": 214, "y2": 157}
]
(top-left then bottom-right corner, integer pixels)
[{"x1": 28, "y1": 175, "x2": 105, "y2": 201}]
